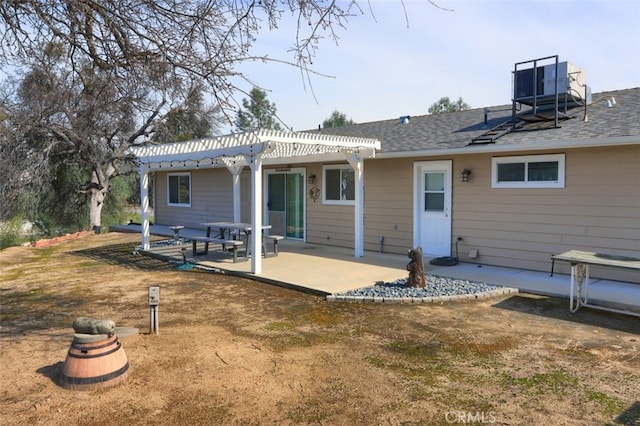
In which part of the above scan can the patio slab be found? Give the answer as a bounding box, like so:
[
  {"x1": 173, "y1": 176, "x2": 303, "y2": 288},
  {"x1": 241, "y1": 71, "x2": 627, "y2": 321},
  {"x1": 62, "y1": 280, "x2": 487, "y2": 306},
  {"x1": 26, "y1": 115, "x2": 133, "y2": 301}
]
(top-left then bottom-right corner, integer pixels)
[
  {"x1": 140, "y1": 237, "x2": 411, "y2": 295},
  {"x1": 111, "y1": 225, "x2": 640, "y2": 313}
]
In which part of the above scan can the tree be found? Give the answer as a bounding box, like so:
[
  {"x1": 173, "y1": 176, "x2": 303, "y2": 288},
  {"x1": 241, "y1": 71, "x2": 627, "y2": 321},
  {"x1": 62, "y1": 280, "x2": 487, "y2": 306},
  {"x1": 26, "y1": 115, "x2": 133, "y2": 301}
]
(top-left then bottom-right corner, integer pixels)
[
  {"x1": 235, "y1": 88, "x2": 283, "y2": 132},
  {"x1": 322, "y1": 110, "x2": 355, "y2": 128},
  {"x1": 0, "y1": 1, "x2": 358, "y2": 229},
  {"x1": 0, "y1": 1, "x2": 362, "y2": 121},
  {"x1": 153, "y1": 84, "x2": 221, "y2": 144},
  {"x1": 0, "y1": 1, "x2": 444, "y2": 229},
  {"x1": 428, "y1": 97, "x2": 471, "y2": 114},
  {"x1": 1, "y1": 45, "x2": 140, "y2": 230}
]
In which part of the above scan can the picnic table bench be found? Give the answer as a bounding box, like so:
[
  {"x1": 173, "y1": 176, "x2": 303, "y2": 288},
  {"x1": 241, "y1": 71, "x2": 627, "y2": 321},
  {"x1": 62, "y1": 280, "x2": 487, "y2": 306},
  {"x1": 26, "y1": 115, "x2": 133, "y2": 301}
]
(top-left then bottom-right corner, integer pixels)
[
  {"x1": 265, "y1": 235, "x2": 284, "y2": 257},
  {"x1": 190, "y1": 236, "x2": 244, "y2": 263},
  {"x1": 168, "y1": 226, "x2": 184, "y2": 244},
  {"x1": 551, "y1": 250, "x2": 640, "y2": 317}
]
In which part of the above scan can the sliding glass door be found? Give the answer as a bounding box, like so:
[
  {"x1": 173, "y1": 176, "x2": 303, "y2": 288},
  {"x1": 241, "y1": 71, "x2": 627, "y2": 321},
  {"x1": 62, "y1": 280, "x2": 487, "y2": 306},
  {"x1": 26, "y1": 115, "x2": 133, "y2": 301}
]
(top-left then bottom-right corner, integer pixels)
[{"x1": 266, "y1": 169, "x2": 305, "y2": 240}]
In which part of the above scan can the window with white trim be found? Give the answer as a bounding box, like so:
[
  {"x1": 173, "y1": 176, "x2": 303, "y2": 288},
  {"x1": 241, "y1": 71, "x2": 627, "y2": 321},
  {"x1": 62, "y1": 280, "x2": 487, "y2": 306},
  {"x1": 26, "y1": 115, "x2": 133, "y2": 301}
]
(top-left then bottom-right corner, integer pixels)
[
  {"x1": 492, "y1": 154, "x2": 565, "y2": 188},
  {"x1": 167, "y1": 173, "x2": 191, "y2": 206},
  {"x1": 323, "y1": 165, "x2": 355, "y2": 205}
]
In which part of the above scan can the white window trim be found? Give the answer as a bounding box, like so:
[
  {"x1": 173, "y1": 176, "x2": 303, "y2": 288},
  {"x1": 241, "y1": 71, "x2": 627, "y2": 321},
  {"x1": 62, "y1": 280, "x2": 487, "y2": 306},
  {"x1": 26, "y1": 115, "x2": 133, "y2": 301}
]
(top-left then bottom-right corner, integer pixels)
[
  {"x1": 167, "y1": 172, "x2": 192, "y2": 207},
  {"x1": 491, "y1": 154, "x2": 565, "y2": 188},
  {"x1": 322, "y1": 164, "x2": 355, "y2": 205}
]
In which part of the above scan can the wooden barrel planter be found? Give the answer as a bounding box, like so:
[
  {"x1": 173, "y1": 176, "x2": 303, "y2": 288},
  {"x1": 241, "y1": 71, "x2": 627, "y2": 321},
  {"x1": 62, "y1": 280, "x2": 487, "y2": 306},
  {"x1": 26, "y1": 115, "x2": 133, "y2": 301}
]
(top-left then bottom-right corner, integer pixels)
[{"x1": 59, "y1": 333, "x2": 130, "y2": 391}]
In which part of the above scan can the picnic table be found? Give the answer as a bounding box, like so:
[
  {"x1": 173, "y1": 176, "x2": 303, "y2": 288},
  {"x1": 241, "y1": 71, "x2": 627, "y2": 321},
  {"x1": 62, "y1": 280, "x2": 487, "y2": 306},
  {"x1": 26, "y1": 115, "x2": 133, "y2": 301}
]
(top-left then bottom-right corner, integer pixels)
[
  {"x1": 551, "y1": 250, "x2": 640, "y2": 317},
  {"x1": 200, "y1": 222, "x2": 280, "y2": 258}
]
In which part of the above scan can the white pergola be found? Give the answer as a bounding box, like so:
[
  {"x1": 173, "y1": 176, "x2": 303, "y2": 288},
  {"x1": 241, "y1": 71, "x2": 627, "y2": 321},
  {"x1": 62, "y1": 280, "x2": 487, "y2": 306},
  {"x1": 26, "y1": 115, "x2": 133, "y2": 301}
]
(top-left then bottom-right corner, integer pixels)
[{"x1": 129, "y1": 129, "x2": 381, "y2": 274}]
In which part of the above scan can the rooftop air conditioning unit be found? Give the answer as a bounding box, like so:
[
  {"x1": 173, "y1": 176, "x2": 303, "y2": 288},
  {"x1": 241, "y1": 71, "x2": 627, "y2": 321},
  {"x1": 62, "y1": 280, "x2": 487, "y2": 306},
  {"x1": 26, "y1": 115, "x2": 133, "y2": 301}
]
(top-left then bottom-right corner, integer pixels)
[{"x1": 512, "y1": 61, "x2": 590, "y2": 107}]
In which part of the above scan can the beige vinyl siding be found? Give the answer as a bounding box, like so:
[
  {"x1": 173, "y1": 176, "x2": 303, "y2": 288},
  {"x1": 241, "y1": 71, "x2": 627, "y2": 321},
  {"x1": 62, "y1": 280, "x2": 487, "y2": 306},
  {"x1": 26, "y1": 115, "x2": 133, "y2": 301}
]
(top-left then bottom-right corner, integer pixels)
[
  {"x1": 155, "y1": 168, "x2": 234, "y2": 230},
  {"x1": 151, "y1": 145, "x2": 638, "y2": 283},
  {"x1": 453, "y1": 145, "x2": 640, "y2": 282},
  {"x1": 361, "y1": 158, "x2": 414, "y2": 254},
  {"x1": 307, "y1": 205, "x2": 354, "y2": 247},
  {"x1": 306, "y1": 163, "x2": 353, "y2": 247},
  {"x1": 305, "y1": 159, "x2": 414, "y2": 250}
]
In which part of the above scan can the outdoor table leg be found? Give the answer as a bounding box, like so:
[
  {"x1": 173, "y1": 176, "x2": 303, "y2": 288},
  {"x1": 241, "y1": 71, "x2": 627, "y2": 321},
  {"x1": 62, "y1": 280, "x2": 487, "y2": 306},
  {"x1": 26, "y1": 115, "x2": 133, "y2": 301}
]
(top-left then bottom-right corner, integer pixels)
[
  {"x1": 218, "y1": 227, "x2": 227, "y2": 239},
  {"x1": 242, "y1": 230, "x2": 268, "y2": 258},
  {"x1": 203, "y1": 226, "x2": 211, "y2": 254},
  {"x1": 569, "y1": 264, "x2": 579, "y2": 313},
  {"x1": 569, "y1": 262, "x2": 588, "y2": 314},
  {"x1": 243, "y1": 230, "x2": 251, "y2": 258},
  {"x1": 581, "y1": 263, "x2": 591, "y2": 306}
]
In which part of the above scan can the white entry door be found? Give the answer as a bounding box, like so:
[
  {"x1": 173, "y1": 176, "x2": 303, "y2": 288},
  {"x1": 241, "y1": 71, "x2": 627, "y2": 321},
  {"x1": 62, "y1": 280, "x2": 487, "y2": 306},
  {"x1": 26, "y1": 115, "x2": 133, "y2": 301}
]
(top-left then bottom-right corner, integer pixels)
[{"x1": 414, "y1": 161, "x2": 452, "y2": 257}]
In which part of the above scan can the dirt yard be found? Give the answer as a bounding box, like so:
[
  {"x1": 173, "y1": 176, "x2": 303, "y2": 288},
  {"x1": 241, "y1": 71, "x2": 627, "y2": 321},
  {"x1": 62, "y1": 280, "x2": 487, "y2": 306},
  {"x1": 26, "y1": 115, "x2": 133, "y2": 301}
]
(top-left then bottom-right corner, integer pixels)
[{"x1": 1, "y1": 233, "x2": 639, "y2": 425}]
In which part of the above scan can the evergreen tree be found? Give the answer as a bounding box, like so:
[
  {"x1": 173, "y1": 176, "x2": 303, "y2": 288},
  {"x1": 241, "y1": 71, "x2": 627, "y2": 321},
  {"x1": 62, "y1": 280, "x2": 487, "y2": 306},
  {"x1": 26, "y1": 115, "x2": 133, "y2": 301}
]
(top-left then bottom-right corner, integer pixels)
[
  {"x1": 322, "y1": 110, "x2": 355, "y2": 128},
  {"x1": 428, "y1": 97, "x2": 471, "y2": 114},
  {"x1": 235, "y1": 88, "x2": 282, "y2": 132}
]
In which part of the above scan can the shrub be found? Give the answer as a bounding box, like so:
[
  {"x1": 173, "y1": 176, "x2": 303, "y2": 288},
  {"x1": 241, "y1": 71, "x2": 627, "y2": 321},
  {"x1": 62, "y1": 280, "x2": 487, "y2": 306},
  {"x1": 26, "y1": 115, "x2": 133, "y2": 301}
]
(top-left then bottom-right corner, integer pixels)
[{"x1": 0, "y1": 216, "x2": 24, "y2": 249}]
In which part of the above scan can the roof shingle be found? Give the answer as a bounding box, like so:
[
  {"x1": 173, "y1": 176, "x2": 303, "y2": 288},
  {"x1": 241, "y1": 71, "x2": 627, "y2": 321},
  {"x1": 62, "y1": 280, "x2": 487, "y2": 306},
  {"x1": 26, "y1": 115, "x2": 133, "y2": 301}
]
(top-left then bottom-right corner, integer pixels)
[{"x1": 312, "y1": 88, "x2": 640, "y2": 154}]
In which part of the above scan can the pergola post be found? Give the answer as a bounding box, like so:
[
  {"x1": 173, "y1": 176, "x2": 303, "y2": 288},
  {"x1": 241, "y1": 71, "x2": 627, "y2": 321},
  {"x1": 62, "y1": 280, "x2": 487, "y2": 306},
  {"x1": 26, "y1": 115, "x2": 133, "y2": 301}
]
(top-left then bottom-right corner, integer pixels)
[
  {"x1": 249, "y1": 155, "x2": 263, "y2": 274},
  {"x1": 232, "y1": 173, "x2": 241, "y2": 223},
  {"x1": 222, "y1": 158, "x2": 245, "y2": 223},
  {"x1": 345, "y1": 152, "x2": 365, "y2": 258},
  {"x1": 139, "y1": 163, "x2": 150, "y2": 250}
]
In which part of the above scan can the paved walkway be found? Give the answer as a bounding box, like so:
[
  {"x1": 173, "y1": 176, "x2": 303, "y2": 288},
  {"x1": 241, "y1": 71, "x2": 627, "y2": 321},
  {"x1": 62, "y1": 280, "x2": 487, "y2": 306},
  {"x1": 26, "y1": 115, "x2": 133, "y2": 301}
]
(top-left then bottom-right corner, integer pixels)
[{"x1": 112, "y1": 224, "x2": 640, "y2": 314}]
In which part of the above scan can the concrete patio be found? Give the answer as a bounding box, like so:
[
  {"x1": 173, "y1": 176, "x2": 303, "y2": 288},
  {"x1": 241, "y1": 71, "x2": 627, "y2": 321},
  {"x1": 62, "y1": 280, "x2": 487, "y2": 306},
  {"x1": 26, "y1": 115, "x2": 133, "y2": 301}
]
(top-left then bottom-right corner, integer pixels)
[{"x1": 110, "y1": 224, "x2": 640, "y2": 315}]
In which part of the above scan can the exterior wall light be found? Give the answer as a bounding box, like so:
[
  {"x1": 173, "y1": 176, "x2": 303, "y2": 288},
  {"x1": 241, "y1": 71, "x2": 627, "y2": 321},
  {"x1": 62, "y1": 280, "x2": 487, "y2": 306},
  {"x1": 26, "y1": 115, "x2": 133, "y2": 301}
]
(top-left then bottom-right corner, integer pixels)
[
  {"x1": 461, "y1": 169, "x2": 472, "y2": 182},
  {"x1": 308, "y1": 174, "x2": 316, "y2": 185}
]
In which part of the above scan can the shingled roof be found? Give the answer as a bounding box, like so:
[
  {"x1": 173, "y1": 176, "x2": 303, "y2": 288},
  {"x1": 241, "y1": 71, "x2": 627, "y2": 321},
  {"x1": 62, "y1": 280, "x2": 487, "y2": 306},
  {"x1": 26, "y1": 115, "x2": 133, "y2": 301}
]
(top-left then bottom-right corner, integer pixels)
[{"x1": 312, "y1": 87, "x2": 640, "y2": 156}]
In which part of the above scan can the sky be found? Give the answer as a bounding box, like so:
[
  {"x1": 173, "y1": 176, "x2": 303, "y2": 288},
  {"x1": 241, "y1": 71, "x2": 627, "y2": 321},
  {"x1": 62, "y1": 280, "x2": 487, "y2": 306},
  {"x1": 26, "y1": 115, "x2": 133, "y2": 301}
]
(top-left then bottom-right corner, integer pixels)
[{"x1": 228, "y1": 0, "x2": 640, "y2": 132}]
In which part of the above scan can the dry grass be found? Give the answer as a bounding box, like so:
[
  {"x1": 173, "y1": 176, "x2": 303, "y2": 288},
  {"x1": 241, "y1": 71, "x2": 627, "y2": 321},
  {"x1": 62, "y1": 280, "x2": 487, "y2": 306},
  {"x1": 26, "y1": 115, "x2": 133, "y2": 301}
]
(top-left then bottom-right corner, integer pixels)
[{"x1": 1, "y1": 233, "x2": 639, "y2": 425}]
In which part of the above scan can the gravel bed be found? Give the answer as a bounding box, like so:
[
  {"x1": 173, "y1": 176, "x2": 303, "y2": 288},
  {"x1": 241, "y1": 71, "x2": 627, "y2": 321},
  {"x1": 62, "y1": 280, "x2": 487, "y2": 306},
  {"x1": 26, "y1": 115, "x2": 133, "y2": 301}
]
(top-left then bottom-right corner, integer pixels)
[{"x1": 339, "y1": 275, "x2": 503, "y2": 298}]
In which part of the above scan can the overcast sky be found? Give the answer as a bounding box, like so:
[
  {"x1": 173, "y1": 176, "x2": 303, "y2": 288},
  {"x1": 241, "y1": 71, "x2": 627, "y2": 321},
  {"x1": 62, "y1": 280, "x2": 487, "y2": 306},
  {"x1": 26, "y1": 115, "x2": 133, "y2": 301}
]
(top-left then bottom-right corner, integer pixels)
[{"x1": 228, "y1": 0, "x2": 640, "y2": 132}]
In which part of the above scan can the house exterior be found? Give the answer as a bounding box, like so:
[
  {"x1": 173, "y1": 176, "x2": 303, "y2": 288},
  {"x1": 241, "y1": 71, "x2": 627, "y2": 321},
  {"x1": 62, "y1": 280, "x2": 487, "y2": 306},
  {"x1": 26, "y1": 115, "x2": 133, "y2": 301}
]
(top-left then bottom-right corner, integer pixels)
[{"x1": 133, "y1": 86, "x2": 640, "y2": 283}]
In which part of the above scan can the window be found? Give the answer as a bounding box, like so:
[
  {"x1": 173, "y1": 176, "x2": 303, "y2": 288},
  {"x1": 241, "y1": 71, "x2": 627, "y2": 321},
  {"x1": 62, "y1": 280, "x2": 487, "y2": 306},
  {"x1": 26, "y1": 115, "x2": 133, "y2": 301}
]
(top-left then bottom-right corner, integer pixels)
[
  {"x1": 424, "y1": 172, "x2": 445, "y2": 211},
  {"x1": 167, "y1": 173, "x2": 191, "y2": 206},
  {"x1": 323, "y1": 165, "x2": 355, "y2": 205},
  {"x1": 492, "y1": 154, "x2": 565, "y2": 188}
]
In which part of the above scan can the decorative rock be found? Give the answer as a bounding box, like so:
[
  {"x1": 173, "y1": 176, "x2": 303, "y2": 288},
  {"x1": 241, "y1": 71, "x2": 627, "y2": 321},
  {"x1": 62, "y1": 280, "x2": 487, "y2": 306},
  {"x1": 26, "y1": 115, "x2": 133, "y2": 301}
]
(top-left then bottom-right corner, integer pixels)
[
  {"x1": 406, "y1": 247, "x2": 426, "y2": 288},
  {"x1": 332, "y1": 275, "x2": 518, "y2": 304},
  {"x1": 72, "y1": 317, "x2": 116, "y2": 337}
]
